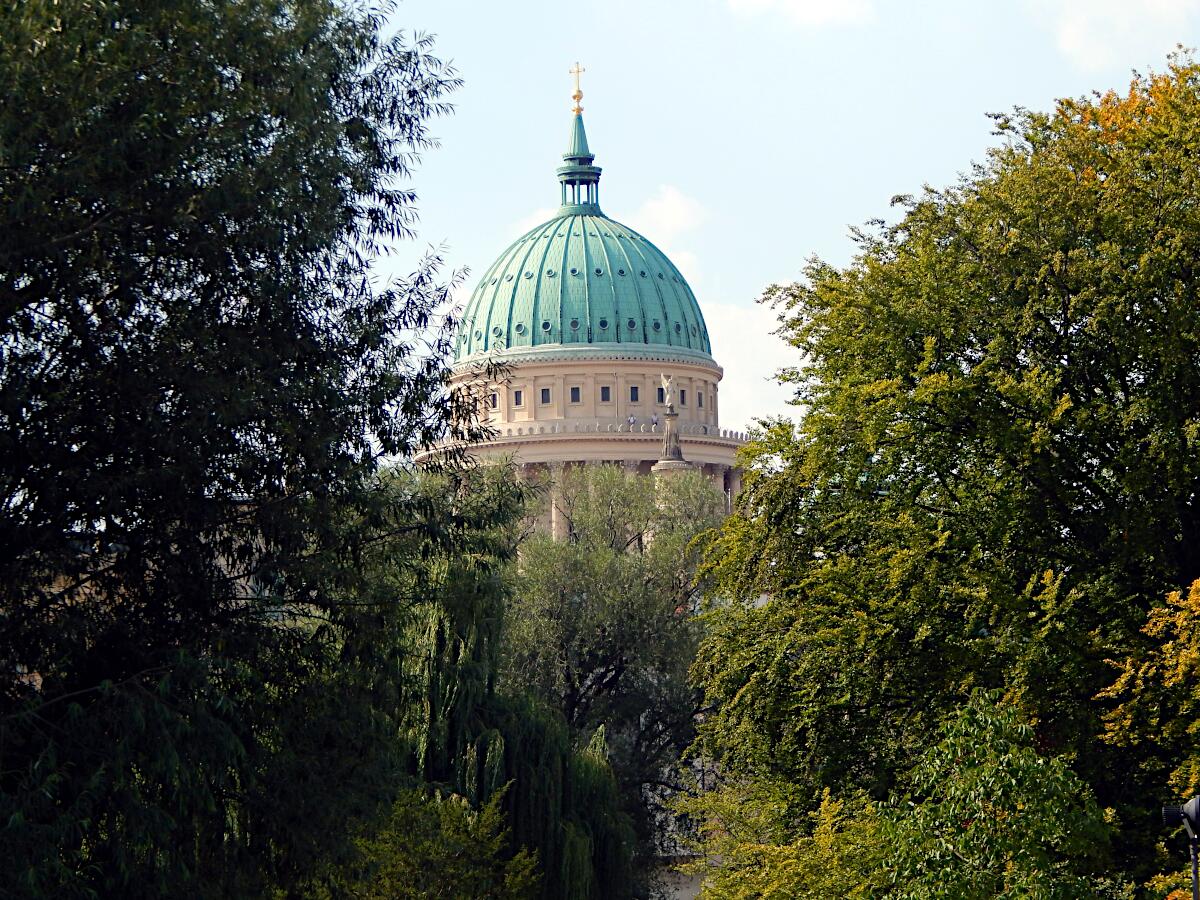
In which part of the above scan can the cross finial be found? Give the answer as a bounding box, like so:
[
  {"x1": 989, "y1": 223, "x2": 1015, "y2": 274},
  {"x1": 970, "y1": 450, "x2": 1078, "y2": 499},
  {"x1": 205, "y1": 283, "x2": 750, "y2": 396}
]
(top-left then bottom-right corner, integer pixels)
[{"x1": 569, "y1": 61, "x2": 585, "y2": 114}]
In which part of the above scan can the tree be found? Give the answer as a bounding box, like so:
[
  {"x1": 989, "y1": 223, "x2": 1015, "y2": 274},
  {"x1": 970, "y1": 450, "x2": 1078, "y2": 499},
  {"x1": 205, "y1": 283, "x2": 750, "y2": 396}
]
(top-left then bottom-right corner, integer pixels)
[
  {"x1": 693, "y1": 52, "x2": 1200, "y2": 884},
  {"x1": 675, "y1": 784, "x2": 885, "y2": 900},
  {"x1": 679, "y1": 695, "x2": 1128, "y2": 899},
  {"x1": 0, "y1": 0, "x2": 476, "y2": 893},
  {"x1": 358, "y1": 465, "x2": 638, "y2": 900},
  {"x1": 882, "y1": 694, "x2": 1123, "y2": 899},
  {"x1": 1101, "y1": 580, "x2": 1200, "y2": 896},
  {"x1": 504, "y1": 465, "x2": 727, "y2": 877},
  {"x1": 1102, "y1": 579, "x2": 1200, "y2": 798},
  {"x1": 331, "y1": 789, "x2": 540, "y2": 900}
]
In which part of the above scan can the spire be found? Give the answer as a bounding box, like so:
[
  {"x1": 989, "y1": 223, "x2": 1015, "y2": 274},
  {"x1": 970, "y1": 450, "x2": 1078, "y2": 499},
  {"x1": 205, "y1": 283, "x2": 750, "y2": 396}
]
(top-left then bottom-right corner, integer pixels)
[
  {"x1": 556, "y1": 62, "x2": 602, "y2": 214},
  {"x1": 566, "y1": 113, "x2": 592, "y2": 162}
]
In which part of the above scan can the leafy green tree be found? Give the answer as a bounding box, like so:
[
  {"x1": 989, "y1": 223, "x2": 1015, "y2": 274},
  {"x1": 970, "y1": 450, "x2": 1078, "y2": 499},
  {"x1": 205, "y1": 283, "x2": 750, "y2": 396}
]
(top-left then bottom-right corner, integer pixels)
[
  {"x1": 0, "y1": 0, "x2": 479, "y2": 894},
  {"x1": 693, "y1": 53, "x2": 1200, "y2": 883},
  {"x1": 504, "y1": 465, "x2": 727, "y2": 875},
  {"x1": 680, "y1": 695, "x2": 1127, "y2": 899},
  {"x1": 882, "y1": 694, "x2": 1124, "y2": 899},
  {"x1": 331, "y1": 788, "x2": 539, "y2": 900},
  {"x1": 675, "y1": 784, "x2": 885, "y2": 900}
]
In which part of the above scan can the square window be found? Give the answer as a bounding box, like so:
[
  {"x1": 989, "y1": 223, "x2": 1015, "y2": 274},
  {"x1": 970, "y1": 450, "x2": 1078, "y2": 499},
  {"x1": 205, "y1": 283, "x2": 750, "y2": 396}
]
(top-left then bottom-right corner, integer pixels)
[
  {"x1": 698, "y1": 391, "x2": 704, "y2": 408},
  {"x1": 570, "y1": 386, "x2": 581, "y2": 403},
  {"x1": 489, "y1": 392, "x2": 498, "y2": 409},
  {"x1": 656, "y1": 386, "x2": 665, "y2": 404},
  {"x1": 513, "y1": 389, "x2": 524, "y2": 407},
  {"x1": 540, "y1": 387, "x2": 551, "y2": 404},
  {"x1": 630, "y1": 385, "x2": 639, "y2": 403},
  {"x1": 600, "y1": 385, "x2": 612, "y2": 403},
  {"x1": 679, "y1": 389, "x2": 687, "y2": 406}
]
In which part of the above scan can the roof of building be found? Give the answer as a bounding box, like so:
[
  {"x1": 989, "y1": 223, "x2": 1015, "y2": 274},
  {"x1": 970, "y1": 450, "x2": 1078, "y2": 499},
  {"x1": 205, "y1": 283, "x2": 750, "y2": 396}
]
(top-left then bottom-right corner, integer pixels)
[{"x1": 453, "y1": 109, "x2": 713, "y2": 367}]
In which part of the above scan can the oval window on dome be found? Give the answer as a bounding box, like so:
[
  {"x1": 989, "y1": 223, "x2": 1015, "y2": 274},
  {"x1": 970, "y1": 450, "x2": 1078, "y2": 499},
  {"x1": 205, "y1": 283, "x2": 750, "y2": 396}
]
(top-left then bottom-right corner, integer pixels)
[
  {"x1": 672, "y1": 275, "x2": 679, "y2": 283},
  {"x1": 505, "y1": 274, "x2": 513, "y2": 281},
  {"x1": 594, "y1": 267, "x2": 603, "y2": 276},
  {"x1": 627, "y1": 318, "x2": 637, "y2": 330},
  {"x1": 570, "y1": 267, "x2": 579, "y2": 276},
  {"x1": 690, "y1": 325, "x2": 697, "y2": 336},
  {"x1": 546, "y1": 268, "x2": 556, "y2": 277},
  {"x1": 652, "y1": 320, "x2": 661, "y2": 331},
  {"x1": 524, "y1": 271, "x2": 533, "y2": 279},
  {"x1": 639, "y1": 270, "x2": 647, "y2": 278},
  {"x1": 674, "y1": 322, "x2": 682, "y2": 333},
  {"x1": 570, "y1": 318, "x2": 580, "y2": 330},
  {"x1": 541, "y1": 320, "x2": 552, "y2": 331},
  {"x1": 657, "y1": 273, "x2": 664, "y2": 279},
  {"x1": 598, "y1": 318, "x2": 609, "y2": 330},
  {"x1": 490, "y1": 278, "x2": 497, "y2": 285},
  {"x1": 617, "y1": 268, "x2": 626, "y2": 276},
  {"x1": 474, "y1": 330, "x2": 482, "y2": 340},
  {"x1": 492, "y1": 326, "x2": 504, "y2": 337},
  {"x1": 515, "y1": 323, "x2": 526, "y2": 335}
]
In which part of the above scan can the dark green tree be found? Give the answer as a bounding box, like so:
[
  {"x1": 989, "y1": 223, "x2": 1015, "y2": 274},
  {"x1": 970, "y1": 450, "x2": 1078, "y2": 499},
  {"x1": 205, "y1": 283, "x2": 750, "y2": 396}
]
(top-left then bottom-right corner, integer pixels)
[
  {"x1": 693, "y1": 53, "x2": 1200, "y2": 887},
  {"x1": 358, "y1": 465, "x2": 637, "y2": 900},
  {"x1": 0, "y1": 0, "x2": 478, "y2": 894},
  {"x1": 504, "y1": 465, "x2": 727, "y2": 884}
]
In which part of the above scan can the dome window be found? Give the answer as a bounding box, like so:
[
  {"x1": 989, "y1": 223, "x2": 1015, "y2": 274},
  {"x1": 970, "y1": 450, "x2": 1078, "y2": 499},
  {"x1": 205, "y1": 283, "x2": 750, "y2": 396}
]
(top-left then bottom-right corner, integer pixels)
[
  {"x1": 490, "y1": 278, "x2": 497, "y2": 285},
  {"x1": 594, "y1": 267, "x2": 603, "y2": 276},
  {"x1": 474, "y1": 330, "x2": 482, "y2": 340},
  {"x1": 626, "y1": 318, "x2": 637, "y2": 330},
  {"x1": 674, "y1": 322, "x2": 682, "y2": 333},
  {"x1": 657, "y1": 273, "x2": 664, "y2": 279},
  {"x1": 690, "y1": 325, "x2": 697, "y2": 336},
  {"x1": 492, "y1": 326, "x2": 504, "y2": 337},
  {"x1": 505, "y1": 274, "x2": 513, "y2": 281},
  {"x1": 598, "y1": 318, "x2": 609, "y2": 330},
  {"x1": 570, "y1": 267, "x2": 579, "y2": 276},
  {"x1": 652, "y1": 320, "x2": 661, "y2": 331},
  {"x1": 617, "y1": 268, "x2": 626, "y2": 276},
  {"x1": 523, "y1": 271, "x2": 533, "y2": 279},
  {"x1": 570, "y1": 318, "x2": 580, "y2": 330},
  {"x1": 672, "y1": 275, "x2": 679, "y2": 283},
  {"x1": 639, "y1": 270, "x2": 647, "y2": 278},
  {"x1": 541, "y1": 320, "x2": 552, "y2": 332},
  {"x1": 515, "y1": 323, "x2": 526, "y2": 335},
  {"x1": 546, "y1": 269, "x2": 556, "y2": 277}
]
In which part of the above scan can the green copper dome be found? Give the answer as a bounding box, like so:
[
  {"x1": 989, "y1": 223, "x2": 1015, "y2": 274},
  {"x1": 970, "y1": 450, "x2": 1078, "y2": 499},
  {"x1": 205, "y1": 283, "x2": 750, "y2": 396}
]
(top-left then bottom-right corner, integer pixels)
[{"x1": 454, "y1": 112, "x2": 713, "y2": 367}]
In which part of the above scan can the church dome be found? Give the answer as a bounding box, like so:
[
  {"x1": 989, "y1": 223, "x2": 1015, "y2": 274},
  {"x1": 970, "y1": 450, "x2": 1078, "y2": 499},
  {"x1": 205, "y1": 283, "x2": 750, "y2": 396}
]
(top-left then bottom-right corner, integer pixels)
[{"x1": 454, "y1": 109, "x2": 713, "y2": 367}]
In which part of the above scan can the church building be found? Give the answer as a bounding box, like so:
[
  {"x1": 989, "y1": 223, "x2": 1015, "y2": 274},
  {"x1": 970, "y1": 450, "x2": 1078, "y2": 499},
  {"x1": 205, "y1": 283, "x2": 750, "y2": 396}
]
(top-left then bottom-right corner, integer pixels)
[{"x1": 449, "y1": 68, "x2": 744, "y2": 533}]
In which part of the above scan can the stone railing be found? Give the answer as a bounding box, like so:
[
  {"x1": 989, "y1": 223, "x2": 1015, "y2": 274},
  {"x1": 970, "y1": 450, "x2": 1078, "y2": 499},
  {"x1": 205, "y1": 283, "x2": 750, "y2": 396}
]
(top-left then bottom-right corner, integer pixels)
[{"x1": 489, "y1": 418, "x2": 748, "y2": 442}]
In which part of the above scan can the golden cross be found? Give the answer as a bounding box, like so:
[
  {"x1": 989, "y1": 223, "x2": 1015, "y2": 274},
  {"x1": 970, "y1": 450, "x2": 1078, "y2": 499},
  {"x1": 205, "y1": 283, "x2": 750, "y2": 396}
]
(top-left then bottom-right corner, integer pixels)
[{"x1": 569, "y1": 61, "x2": 585, "y2": 114}]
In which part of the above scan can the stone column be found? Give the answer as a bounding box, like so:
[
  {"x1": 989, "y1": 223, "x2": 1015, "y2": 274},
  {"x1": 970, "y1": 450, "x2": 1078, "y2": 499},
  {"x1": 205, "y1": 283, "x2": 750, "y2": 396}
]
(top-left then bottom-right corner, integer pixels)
[{"x1": 549, "y1": 461, "x2": 566, "y2": 542}]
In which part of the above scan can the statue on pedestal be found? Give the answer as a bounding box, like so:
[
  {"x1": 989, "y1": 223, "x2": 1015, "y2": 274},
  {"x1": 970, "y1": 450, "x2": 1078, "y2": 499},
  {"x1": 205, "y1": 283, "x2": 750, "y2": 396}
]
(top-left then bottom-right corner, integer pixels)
[{"x1": 655, "y1": 373, "x2": 687, "y2": 466}]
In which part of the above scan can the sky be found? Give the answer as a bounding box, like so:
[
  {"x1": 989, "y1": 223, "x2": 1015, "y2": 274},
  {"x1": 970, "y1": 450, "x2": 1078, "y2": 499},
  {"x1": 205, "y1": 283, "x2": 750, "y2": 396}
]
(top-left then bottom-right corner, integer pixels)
[{"x1": 382, "y1": 0, "x2": 1200, "y2": 430}]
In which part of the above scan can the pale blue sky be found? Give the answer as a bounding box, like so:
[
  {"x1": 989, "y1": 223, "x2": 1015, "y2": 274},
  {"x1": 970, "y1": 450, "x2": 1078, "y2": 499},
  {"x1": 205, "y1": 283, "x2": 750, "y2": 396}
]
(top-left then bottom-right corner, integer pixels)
[{"x1": 385, "y1": 0, "x2": 1200, "y2": 429}]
